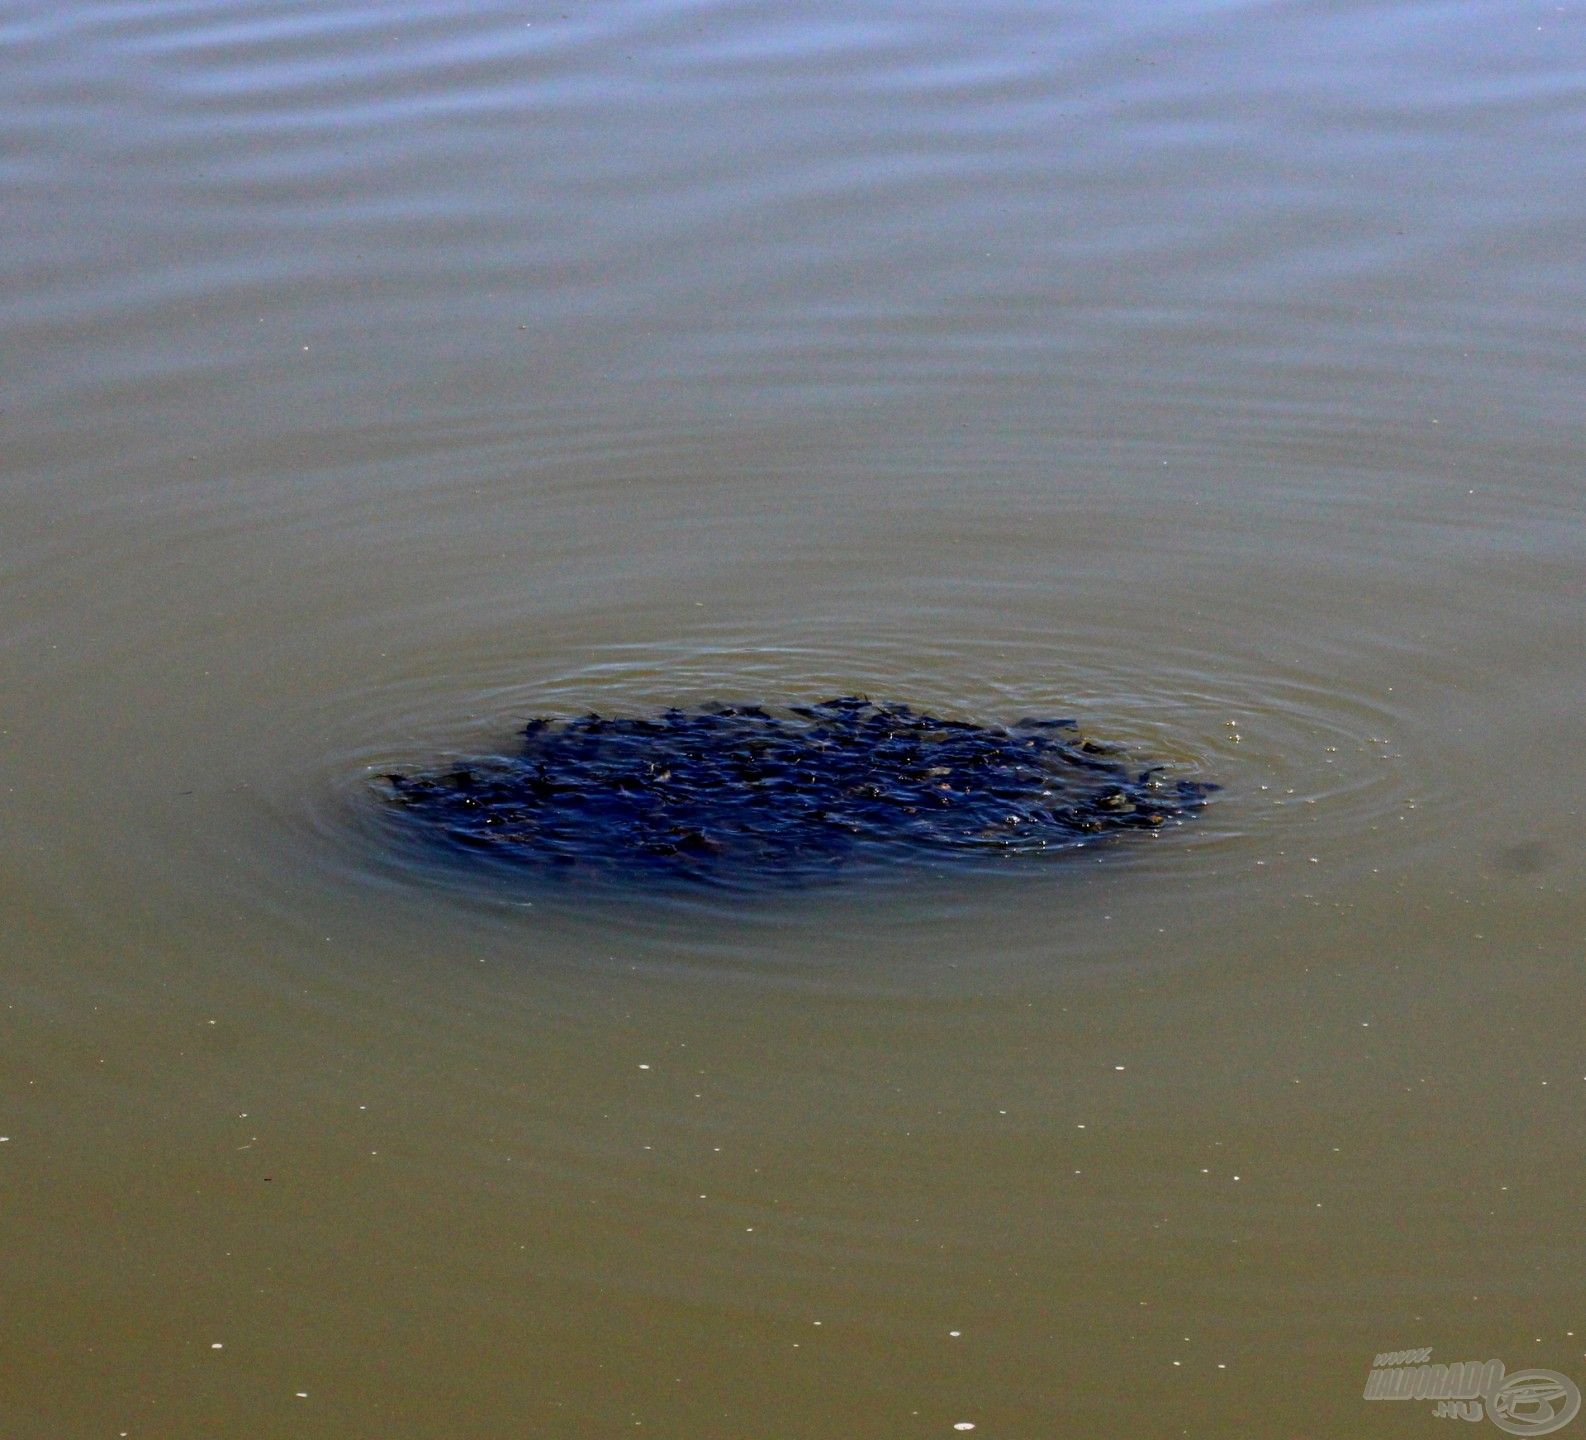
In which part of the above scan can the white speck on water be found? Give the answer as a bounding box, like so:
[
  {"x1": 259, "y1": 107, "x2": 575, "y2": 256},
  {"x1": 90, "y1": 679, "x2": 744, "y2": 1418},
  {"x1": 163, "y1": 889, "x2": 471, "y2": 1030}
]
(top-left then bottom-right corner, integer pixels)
[
  {"x1": 949, "y1": 1330, "x2": 961, "y2": 1337},
  {"x1": 211, "y1": 1343, "x2": 223, "y2": 1350},
  {"x1": 295, "y1": 1391, "x2": 308, "y2": 1398},
  {"x1": 638, "y1": 1064, "x2": 651, "y2": 1070},
  {"x1": 1114, "y1": 1065, "x2": 1126, "y2": 1071},
  {"x1": 954, "y1": 1424, "x2": 976, "y2": 1432}
]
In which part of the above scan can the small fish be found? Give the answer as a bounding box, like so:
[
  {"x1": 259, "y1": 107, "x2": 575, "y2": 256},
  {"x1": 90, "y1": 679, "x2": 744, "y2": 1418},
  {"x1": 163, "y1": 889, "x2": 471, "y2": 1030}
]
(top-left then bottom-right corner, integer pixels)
[{"x1": 381, "y1": 698, "x2": 1214, "y2": 888}]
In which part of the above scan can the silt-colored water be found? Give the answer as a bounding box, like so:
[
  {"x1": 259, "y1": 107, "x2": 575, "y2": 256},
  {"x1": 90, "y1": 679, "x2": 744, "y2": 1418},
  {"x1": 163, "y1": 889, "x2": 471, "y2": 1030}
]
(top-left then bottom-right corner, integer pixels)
[{"x1": 2, "y1": 0, "x2": 1583, "y2": 1434}]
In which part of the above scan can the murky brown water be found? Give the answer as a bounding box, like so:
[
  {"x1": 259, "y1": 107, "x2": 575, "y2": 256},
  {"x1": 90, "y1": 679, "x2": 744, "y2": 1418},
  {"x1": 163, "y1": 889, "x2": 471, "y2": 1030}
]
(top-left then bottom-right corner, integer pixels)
[{"x1": 4, "y1": 0, "x2": 1584, "y2": 1434}]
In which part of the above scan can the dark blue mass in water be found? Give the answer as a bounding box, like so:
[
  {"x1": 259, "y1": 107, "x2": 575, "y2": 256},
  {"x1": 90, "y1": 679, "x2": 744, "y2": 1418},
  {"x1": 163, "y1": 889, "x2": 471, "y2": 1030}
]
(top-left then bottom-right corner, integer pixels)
[{"x1": 379, "y1": 697, "x2": 1214, "y2": 890}]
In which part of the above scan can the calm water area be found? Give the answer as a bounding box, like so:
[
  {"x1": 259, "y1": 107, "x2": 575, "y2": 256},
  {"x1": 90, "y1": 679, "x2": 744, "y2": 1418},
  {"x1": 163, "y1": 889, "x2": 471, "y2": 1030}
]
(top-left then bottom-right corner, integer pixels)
[{"x1": 2, "y1": 0, "x2": 1584, "y2": 1434}]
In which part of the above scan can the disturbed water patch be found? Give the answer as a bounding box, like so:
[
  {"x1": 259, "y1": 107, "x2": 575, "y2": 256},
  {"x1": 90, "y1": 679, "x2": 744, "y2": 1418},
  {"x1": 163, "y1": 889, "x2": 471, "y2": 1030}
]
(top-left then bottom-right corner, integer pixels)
[{"x1": 377, "y1": 697, "x2": 1214, "y2": 889}]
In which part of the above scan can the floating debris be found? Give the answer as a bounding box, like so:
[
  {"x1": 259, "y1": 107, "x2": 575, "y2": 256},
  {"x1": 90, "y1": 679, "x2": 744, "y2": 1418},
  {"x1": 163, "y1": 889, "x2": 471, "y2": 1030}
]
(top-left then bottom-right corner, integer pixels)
[{"x1": 379, "y1": 697, "x2": 1213, "y2": 887}]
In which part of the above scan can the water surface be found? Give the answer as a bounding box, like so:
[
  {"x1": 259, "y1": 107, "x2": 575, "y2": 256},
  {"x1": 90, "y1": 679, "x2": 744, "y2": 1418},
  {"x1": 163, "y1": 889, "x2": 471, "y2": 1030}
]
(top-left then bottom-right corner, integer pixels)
[{"x1": 3, "y1": 0, "x2": 1584, "y2": 1434}]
